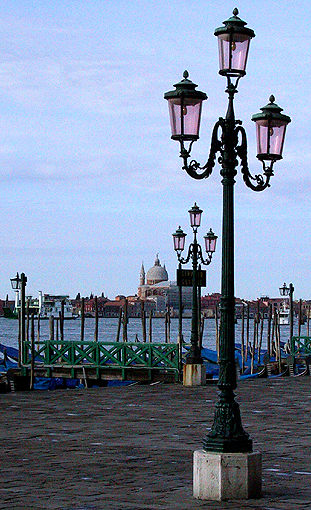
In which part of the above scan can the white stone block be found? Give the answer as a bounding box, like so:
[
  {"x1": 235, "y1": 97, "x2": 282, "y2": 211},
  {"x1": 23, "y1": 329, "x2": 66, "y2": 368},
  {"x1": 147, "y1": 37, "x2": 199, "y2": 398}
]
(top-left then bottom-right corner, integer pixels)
[
  {"x1": 183, "y1": 364, "x2": 206, "y2": 386},
  {"x1": 193, "y1": 449, "x2": 262, "y2": 500}
]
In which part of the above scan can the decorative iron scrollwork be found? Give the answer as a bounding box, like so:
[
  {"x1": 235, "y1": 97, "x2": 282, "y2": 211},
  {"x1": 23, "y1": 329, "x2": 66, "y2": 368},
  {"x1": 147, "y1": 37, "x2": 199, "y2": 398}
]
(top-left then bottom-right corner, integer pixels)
[
  {"x1": 236, "y1": 125, "x2": 274, "y2": 192},
  {"x1": 181, "y1": 119, "x2": 225, "y2": 180}
]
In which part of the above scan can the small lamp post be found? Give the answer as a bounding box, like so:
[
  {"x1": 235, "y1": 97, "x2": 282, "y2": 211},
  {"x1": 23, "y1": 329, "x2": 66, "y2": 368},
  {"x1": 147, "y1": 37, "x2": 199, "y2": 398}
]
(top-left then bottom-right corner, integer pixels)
[
  {"x1": 173, "y1": 204, "x2": 217, "y2": 373},
  {"x1": 11, "y1": 272, "x2": 27, "y2": 365},
  {"x1": 279, "y1": 282, "x2": 294, "y2": 349},
  {"x1": 165, "y1": 8, "x2": 291, "y2": 501}
]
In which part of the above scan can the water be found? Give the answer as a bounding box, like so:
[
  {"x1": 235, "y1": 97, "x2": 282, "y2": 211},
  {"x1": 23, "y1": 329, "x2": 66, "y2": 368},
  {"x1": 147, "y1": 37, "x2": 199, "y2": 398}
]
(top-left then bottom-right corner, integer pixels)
[{"x1": 0, "y1": 316, "x2": 308, "y2": 352}]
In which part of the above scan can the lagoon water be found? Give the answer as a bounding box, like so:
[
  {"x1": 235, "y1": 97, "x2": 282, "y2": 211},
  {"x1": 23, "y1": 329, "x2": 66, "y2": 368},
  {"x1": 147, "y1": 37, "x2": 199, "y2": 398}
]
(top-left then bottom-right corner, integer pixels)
[{"x1": 0, "y1": 316, "x2": 307, "y2": 352}]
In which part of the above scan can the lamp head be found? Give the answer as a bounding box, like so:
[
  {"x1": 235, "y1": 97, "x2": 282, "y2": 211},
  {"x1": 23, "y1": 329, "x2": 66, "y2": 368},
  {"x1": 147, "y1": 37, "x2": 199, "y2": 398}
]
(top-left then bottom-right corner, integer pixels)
[
  {"x1": 164, "y1": 71, "x2": 207, "y2": 142},
  {"x1": 214, "y1": 8, "x2": 255, "y2": 78}
]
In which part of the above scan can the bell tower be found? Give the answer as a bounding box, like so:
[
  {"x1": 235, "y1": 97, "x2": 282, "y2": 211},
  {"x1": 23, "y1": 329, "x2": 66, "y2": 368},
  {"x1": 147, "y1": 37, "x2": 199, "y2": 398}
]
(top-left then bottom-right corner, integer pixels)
[{"x1": 139, "y1": 262, "x2": 145, "y2": 286}]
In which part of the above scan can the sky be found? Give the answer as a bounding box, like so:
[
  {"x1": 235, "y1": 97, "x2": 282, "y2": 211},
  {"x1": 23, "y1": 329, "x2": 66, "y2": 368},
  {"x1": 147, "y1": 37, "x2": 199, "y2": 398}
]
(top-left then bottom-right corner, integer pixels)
[{"x1": 0, "y1": 0, "x2": 310, "y2": 301}]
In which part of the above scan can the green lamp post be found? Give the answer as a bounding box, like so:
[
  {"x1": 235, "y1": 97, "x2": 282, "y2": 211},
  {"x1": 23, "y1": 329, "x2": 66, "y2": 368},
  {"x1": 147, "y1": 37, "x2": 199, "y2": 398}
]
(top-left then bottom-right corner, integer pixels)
[
  {"x1": 11, "y1": 272, "x2": 27, "y2": 365},
  {"x1": 279, "y1": 282, "x2": 295, "y2": 350},
  {"x1": 165, "y1": 9, "x2": 291, "y2": 454},
  {"x1": 172, "y1": 205, "x2": 217, "y2": 365}
]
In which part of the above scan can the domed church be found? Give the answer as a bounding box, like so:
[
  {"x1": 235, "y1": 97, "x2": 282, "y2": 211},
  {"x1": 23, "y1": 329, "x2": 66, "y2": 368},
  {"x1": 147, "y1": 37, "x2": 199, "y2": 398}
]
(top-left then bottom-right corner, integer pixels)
[
  {"x1": 138, "y1": 254, "x2": 192, "y2": 313},
  {"x1": 145, "y1": 254, "x2": 168, "y2": 285}
]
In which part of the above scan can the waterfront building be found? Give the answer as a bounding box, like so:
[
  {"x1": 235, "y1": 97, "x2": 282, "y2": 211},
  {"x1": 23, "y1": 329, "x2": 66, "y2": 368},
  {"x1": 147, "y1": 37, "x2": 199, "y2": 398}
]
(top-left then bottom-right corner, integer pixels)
[
  {"x1": 14, "y1": 291, "x2": 75, "y2": 318},
  {"x1": 82, "y1": 296, "x2": 108, "y2": 316},
  {"x1": 38, "y1": 292, "x2": 74, "y2": 318},
  {"x1": 0, "y1": 297, "x2": 15, "y2": 317},
  {"x1": 201, "y1": 293, "x2": 221, "y2": 317}
]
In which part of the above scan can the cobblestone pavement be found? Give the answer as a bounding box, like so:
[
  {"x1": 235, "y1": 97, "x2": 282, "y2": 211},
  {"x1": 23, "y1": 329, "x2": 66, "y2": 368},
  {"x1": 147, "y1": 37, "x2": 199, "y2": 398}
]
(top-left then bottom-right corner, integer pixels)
[{"x1": 1, "y1": 378, "x2": 311, "y2": 509}]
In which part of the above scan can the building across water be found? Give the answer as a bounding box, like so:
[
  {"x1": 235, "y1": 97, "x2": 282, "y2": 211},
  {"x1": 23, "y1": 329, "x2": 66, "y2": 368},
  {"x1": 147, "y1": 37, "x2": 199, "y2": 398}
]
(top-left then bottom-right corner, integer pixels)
[
  {"x1": 14, "y1": 291, "x2": 76, "y2": 319},
  {"x1": 138, "y1": 254, "x2": 193, "y2": 314}
]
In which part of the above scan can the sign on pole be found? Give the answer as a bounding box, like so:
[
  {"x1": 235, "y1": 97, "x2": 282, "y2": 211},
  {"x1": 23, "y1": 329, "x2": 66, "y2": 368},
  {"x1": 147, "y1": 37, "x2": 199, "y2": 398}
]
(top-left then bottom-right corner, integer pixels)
[{"x1": 177, "y1": 269, "x2": 206, "y2": 287}]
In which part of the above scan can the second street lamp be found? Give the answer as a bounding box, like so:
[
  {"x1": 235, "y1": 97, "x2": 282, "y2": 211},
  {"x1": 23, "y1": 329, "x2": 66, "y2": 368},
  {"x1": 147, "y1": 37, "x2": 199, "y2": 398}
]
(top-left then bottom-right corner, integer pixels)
[
  {"x1": 165, "y1": 8, "x2": 291, "y2": 501},
  {"x1": 279, "y1": 282, "x2": 294, "y2": 349},
  {"x1": 10, "y1": 272, "x2": 27, "y2": 367},
  {"x1": 173, "y1": 204, "x2": 217, "y2": 368}
]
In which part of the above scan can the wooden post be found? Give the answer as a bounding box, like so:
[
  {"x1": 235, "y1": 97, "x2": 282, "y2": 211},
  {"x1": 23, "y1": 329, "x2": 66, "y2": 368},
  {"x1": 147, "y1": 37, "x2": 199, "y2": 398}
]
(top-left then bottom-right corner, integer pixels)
[
  {"x1": 49, "y1": 316, "x2": 54, "y2": 342},
  {"x1": 37, "y1": 313, "x2": 41, "y2": 352},
  {"x1": 94, "y1": 296, "x2": 98, "y2": 342},
  {"x1": 81, "y1": 297, "x2": 85, "y2": 342},
  {"x1": 251, "y1": 314, "x2": 256, "y2": 374},
  {"x1": 148, "y1": 310, "x2": 153, "y2": 343},
  {"x1": 267, "y1": 304, "x2": 272, "y2": 359},
  {"x1": 200, "y1": 316, "x2": 205, "y2": 351},
  {"x1": 141, "y1": 301, "x2": 146, "y2": 342},
  {"x1": 276, "y1": 310, "x2": 280, "y2": 361},
  {"x1": 271, "y1": 310, "x2": 276, "y2": 357},
  {"x1": 241, "y1": 304, "x2": 245, "y2": 374},
  {"x1": 298, "y1": 298, "x2": 302, "y2": 337},
  {"x1": 123, "y1": 299, "x2": 128, "y2": 342},
  {"x1": 60, "y1": 300, "x2": 64, "y2": 342},
  {"x1": 258, "y1": 314, "x2": 264, "y2": 363},
  {"x1": 167, "y1": 309, "x2": 171, "y2": 343},
  {"x1": 26, "y1": 299, "x2": 30, "y2": 343},
  {"x1": 30, "y1": 313, "x2": 35, "y2": 391},
  {"x1": 3, "y1": 347, "x2": 8, "y2": 367},
  {"x1": 116, "y1": 307, "x2": 122, "y2": 342},
  {"x1": 275, "y1": 312, "x2": 281, "y2": 373},
  {"x1": 278, "y1": 313, "x2": 282, "y2": 373},
  {"x1": 256, "y1": 300, "x2": 260, "y2": 349},
  {"x1": 245, "y1": 304, "x2": 250, "y2": 365},
  {"x1": 56, "y1": 316, "x2": 59, "y2": 341}
]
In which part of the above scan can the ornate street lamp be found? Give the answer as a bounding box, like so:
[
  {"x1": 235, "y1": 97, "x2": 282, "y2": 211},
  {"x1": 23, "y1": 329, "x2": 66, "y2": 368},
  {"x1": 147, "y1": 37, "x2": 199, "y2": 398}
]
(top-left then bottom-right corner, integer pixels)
[
  {"x1": 11, "y1": 272, "x2": 27, "y2": 365},
  {"x1": 280, "y1": 282, "x2": 294, "y2": 347},
  {"x1": 173, "y1": 205, "x2": 217, "y2": 366},
  {"x1": 165, "y1": 8, "x2": 291, "y2": 459},
  {"x1": 279, "y1": 282, "x2": 289, "y2": 296},
  {"x1": 10, "y1": 272, "x2": 21, "y2": 290}
]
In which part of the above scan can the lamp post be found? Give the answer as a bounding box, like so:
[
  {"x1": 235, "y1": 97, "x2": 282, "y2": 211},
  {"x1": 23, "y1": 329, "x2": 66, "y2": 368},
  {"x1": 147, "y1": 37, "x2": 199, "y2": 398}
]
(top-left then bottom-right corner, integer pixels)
[
  {"x1": 279, "y1": 282, "x2": 294, "y2": 348},
  {"x1": 165, "y1": 8, "x2": 291, "y2": 500},
  {"x1": 172, "y1": 204, "x2": 217, "y2": 367},
  {"x1": 11, "y1": 272, "x2": 27, "y2": 365}
]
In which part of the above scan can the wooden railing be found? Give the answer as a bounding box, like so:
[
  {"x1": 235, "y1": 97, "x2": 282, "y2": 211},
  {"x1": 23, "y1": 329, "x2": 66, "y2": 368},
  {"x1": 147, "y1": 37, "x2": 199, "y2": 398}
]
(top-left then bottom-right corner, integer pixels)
[
  {"x1": 21, "y1": 340, "x2": 180, "y2": 381},
  {"x1": 290, "y1": 336, "x2": 311, "y2": 357}
]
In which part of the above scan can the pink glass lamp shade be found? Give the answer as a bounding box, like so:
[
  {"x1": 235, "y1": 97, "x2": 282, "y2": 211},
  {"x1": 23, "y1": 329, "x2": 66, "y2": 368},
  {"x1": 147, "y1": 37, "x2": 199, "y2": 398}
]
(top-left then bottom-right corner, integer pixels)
[
  {"x1": 189, "y1": 203, "x2": 203, "y2": 228},
  {"x1": 214, "y1": 8, "x2": 255, "y2": 77},
  {"x1": 172, "y1": 226, "x2": 187, "y2": 252},
  {"x1": 204, "y1": 229, "x2": 218, "y2": 253},
  {"x1": 252, "y1": 96, "x2": 291, "y2": 161},
  {"x1": 164, "y1": 71, "x2": 207, "y2": 142}
]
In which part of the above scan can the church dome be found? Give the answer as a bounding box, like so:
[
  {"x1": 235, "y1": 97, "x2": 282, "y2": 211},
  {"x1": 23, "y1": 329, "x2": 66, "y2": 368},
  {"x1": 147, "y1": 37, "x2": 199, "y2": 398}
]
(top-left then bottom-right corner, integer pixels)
[{"x1": 146, "y1": 254, "x2": 168, "y2": 285}]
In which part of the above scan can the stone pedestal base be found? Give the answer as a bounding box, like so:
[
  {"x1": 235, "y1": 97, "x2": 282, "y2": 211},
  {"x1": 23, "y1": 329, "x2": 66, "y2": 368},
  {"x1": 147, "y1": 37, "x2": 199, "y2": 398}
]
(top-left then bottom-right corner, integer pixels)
[
  {"x1": 193, "y1": 450, "x2": 262, "y2": 500},
  {"x1": 183, "y1": 364, "x2": 206, "y2": 386}
]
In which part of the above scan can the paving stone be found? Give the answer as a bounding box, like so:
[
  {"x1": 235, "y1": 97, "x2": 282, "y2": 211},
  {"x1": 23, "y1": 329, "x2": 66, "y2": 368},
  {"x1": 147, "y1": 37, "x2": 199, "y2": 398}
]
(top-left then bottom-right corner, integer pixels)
[{"x1": 0, "y1": 379, "x2": 311, "y2": 508}]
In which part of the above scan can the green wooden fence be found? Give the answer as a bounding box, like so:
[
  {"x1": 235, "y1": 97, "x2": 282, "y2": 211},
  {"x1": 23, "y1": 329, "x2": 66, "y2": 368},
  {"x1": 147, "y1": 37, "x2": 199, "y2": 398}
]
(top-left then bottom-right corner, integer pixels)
[
  {"x1": 290, "y1": 336, "x2": 311, "y2": 357},
  {"x1": 21, "y1": 340, "x2": 180, "y2": 381}
]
